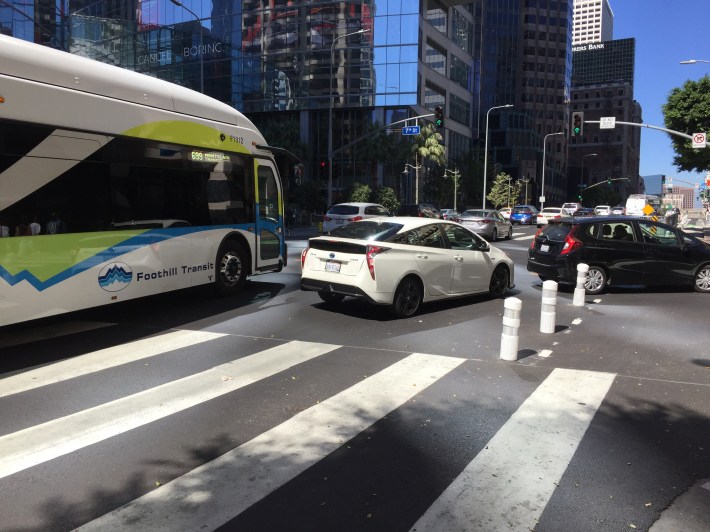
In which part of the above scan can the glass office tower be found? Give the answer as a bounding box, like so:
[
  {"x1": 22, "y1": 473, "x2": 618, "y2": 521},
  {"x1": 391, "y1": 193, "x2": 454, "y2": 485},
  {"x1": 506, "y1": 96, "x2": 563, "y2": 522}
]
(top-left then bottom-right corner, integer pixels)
[
  {"x1": 6, "y1": 2, "x2": 589, "y2": 209},
  {"x1": 473, "y1": 0, "x2": 573, "y2": 207},
  {"x1": 1, "y1": 0, "x2": 479, "y2": 205}
]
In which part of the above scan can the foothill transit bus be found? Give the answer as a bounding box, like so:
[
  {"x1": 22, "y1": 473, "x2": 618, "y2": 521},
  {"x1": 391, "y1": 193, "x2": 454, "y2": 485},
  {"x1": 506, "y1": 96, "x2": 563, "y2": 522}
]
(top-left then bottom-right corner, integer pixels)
[{"x1": 0, "y1": 35, "x2": 289, "y2": 327}]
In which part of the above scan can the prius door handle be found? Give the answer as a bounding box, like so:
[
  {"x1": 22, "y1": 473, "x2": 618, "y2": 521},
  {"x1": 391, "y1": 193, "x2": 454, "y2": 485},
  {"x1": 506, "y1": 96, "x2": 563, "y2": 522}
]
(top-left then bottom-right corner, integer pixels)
[
  {"x1": 454, "y1": 255, "x2": 464, "y2": 261},
  {"x1": 416, "y1": 254, "x2": 428, "y2": 259}
]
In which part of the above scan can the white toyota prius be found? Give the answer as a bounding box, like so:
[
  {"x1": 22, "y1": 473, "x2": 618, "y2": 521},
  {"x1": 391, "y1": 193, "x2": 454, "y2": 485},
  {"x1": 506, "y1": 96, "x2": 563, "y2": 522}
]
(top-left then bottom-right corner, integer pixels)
[{"x1": 300, "y1": 217, "x2": 515, "y2": 318}]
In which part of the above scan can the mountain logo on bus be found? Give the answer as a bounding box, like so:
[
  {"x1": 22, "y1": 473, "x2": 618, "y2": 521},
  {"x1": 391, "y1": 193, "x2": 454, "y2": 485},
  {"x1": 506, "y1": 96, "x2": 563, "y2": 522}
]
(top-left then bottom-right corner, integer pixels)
[{"x1": 98, "y1": 262, "x2": 133, "y2": 292}]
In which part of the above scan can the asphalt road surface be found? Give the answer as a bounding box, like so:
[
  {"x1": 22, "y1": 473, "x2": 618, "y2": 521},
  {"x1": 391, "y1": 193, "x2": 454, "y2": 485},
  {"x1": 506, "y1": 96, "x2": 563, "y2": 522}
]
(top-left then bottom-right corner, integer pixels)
[{"x1": 0, "y1": 225, "x2": 708, "y2": 531}]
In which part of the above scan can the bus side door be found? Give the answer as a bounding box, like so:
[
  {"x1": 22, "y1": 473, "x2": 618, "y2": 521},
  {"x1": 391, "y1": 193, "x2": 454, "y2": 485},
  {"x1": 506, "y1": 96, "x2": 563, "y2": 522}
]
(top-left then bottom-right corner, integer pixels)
[{"x1": 254, "y1": 158, "x2": 284, "y2": 271}]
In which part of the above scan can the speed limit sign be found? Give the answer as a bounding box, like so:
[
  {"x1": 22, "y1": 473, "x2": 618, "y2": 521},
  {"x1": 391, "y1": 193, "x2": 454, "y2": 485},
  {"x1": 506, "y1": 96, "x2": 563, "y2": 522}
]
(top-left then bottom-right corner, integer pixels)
[{"x1": 692, "y1": 132, "x2": 707, "y2": 148}]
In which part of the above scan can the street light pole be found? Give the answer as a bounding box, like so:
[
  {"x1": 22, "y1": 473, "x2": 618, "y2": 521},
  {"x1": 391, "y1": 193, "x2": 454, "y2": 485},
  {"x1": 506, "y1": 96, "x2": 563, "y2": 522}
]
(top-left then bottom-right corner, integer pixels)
[
  {"x1": 403, "y1": 158, "x2": 421, "y2": 204},
  {"x1": 328, "y1": 28, "x2": 368, "y2": 207},
  {"x1": 541, "y1": 131, "x2": 564, "y2": 211},
  {"x1": 482, "y1": 104, "x2": 513, "y2": 208},
  {"x1": 580, "y1": 153, "x2": 598, "y2": 189},
  {"x1": 170, "y1": 0, "x2": 203, "y2": 94},
  {"x1": 444, "y1": 168, "x2": 460, "y2": 211},
  {"x1": 507, "y1": 173, "x2": 511, "y2": 208}
]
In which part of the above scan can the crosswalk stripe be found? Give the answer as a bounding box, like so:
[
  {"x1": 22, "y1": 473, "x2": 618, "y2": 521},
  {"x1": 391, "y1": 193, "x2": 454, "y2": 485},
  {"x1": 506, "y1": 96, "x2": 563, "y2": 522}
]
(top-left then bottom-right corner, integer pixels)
[
  {"x1": 411, "y1": 367, "x2": 615, "y2": 531},
  {"x1": 75, "y1": 352, "x2": 466, "y2": 531},
  {"x1": 0, "y1": 340, "x2": 339, "y2": 480},
  {"x1": 0, "y1": 329, "x2": 227, "y2": 398}
]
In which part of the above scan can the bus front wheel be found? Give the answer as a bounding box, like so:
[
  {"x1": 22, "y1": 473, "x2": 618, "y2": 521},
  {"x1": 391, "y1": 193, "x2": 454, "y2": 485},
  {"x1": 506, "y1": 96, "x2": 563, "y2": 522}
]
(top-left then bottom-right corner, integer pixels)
[{"x1": 216, "y1": 240, "x2": 248, "y2": 296}]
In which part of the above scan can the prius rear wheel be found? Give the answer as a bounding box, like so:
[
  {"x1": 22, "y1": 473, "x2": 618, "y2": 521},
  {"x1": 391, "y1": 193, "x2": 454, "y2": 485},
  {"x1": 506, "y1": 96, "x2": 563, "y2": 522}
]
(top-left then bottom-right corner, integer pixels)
[{"x1": 390, "y1": 276, "x2": 422, "y2": 318}]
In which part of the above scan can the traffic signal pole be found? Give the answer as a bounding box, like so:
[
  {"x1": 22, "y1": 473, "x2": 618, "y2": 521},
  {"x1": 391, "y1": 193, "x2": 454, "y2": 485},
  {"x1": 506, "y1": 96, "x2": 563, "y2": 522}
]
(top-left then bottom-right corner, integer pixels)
[
  {"x1": 580, "y1": 177, "x2": 630, "y2": 195},
  {"x1": 330, "y1": 113, "x2": 434, "y2": 157},
  {"x1": 584, "y1": 120, "x2": 698, "y2": 141}
]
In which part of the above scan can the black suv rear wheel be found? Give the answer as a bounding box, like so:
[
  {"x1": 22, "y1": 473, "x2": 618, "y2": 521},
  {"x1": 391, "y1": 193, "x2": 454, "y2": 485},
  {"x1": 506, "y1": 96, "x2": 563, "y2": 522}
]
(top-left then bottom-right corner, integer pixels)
[{"x1": 584, "y1": 265, "x2": 607, "y2": 295}]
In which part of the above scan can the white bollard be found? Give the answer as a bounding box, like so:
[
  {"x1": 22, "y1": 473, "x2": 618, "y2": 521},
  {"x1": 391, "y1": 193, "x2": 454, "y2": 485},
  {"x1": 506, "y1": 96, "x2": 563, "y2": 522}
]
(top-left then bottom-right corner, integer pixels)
[
  {"x1": 500, "y1": 297, "x2": 522, "y2": 361},
  {"x1": 573, "y1": 263, "x2": 589, "y2": 307},
  {"x1": 540, "y1": 280, "x2": 558, "y2": 334}
]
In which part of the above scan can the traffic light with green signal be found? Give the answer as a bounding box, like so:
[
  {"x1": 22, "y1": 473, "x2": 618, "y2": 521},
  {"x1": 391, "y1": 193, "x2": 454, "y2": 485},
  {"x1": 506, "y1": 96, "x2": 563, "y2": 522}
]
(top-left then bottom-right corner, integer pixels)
[
  {"x1": 572, "y1": 112, "x2": 584, "y2": 136},
  {"x1": 435, "y1": 106, "x2": 444, "y2": 128}
]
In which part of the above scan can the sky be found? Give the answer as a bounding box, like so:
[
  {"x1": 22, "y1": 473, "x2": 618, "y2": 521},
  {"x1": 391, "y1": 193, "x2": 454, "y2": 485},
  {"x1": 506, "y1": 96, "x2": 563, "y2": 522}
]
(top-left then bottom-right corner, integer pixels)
[{"x1": 611, "y1": 0, "x2": 710, "y2": 194}]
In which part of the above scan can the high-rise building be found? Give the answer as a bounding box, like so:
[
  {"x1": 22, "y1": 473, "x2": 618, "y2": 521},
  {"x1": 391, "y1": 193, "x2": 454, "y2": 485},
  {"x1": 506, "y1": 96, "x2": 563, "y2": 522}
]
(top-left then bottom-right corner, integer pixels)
[
  {"x1": 569, "y1": 37, "x2": 641, "y2": 202},
  {"x1": 570, "y1": 0, "x2": 640, "y2": 204},
  {"x1": 572, "y1": 0, "x2": 613, "y2": 45},
  {"x1": 473, "y1": 0, "x2": 573, "y2": 207},
  {"x1": 1, "y1": 1, "x2": 481, "y2": 206},
  {"x1": 3, "y1": 1, "x2": 581, "y2": 209}
]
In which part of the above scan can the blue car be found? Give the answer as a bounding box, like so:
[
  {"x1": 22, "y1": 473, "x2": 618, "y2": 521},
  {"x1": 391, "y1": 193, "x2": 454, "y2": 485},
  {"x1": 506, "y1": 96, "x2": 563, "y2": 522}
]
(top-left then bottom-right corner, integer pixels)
[{"x1": 509, "y1": 205, "x2": 539, "y2": 225}]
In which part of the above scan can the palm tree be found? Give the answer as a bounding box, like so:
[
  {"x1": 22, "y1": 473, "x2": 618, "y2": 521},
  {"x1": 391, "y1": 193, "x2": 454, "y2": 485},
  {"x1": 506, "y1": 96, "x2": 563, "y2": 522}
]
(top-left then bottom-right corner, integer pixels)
[{"x1": 411, "y1": 124, "x2": 446, "y2": 203}]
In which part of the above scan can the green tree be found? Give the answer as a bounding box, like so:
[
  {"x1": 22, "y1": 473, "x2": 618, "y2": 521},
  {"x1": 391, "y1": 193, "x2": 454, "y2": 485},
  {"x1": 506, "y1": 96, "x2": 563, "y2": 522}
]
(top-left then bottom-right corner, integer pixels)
[
  {"x1": 411, "y1": 124, "x2": 446, "y2": 202},
  {"x1": 293, "y1": 180, "x2": 325, "y2": 213},
  {"x1": 358, "y1": 123, "x2": 390, "y2": 184},
  {"x1": 412, "y1": 123, "x2": 446, "y2": 167},
  {"x1": 250, "y1": 115, "x2": 308, "y2": 161},
  {"x1": 662, "y1": 75, "x2": 710, "y2": 173},
  {"x1": 373, "y1": 186, "x2": 400, "y2": 214},
  {"x1": 349, "y1": 183, "x2": 372, "y2": 202},
  {"x1": 487, "y1": 172, "x2": 523, "y2": 209}
]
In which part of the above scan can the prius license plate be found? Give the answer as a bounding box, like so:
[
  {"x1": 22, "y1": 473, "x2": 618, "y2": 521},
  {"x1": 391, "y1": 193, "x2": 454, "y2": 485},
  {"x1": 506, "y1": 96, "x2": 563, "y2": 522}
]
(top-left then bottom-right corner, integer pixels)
[
  {"x1": 540, "y1": 244, "x2": 550, "y2": 253},
  {"x1": 325, "y1": 260, "x2": 341, "y2": 273}
]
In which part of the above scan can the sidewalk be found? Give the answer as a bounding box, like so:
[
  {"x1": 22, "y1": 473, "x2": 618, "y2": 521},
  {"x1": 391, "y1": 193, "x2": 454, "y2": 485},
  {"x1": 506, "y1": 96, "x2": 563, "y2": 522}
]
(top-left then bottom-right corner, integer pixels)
[
  {"x1": 285, "y1": 225, "x2": 320, "y2": 241},
  {"x1": 650, "y1": 479, "x2": 710, "y2": 532}
]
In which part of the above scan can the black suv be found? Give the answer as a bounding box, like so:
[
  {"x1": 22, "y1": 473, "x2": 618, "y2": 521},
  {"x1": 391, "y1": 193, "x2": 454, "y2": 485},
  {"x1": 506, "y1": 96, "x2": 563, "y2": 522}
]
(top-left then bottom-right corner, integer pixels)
[
  {"x1": 527, "y1": 216, "x2": 710, "y2": 294},
  {"x1": 395, "y1": 204, "x2": 443, "y2": 219}
]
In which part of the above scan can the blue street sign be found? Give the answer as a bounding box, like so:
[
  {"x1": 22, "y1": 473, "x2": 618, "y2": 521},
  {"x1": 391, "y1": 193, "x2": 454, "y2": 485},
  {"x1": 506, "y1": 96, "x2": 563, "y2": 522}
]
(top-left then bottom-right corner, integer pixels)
[{"x1": 402, "y1": 126, "x2": 420, "y2": 135}]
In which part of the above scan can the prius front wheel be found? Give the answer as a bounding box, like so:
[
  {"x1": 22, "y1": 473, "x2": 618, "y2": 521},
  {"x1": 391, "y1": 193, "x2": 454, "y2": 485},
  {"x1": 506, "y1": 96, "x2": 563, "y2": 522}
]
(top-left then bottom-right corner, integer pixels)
[{"x1": 489, "y1": 266, "x2": 509, "y2": 298}]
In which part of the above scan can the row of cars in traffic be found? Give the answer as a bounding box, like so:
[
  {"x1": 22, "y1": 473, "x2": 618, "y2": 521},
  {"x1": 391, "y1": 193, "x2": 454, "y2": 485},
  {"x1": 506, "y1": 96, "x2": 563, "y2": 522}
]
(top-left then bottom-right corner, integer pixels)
[
  {"x1": 303, "y1": 201, "x2": 710, "y2": 318},
  {"x1": 322, "y1": 202, "x2": 513, "y2": 241},
  {"x1": 499, "y1": 203, "x2": 626, "y2": 226}
]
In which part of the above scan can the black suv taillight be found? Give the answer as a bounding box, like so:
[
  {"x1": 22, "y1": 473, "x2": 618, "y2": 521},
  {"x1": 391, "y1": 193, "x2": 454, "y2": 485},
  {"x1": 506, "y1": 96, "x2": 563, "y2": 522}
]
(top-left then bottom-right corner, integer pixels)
[{"x1": 560, "y1": 226, "x2": 583, "y2": 255}]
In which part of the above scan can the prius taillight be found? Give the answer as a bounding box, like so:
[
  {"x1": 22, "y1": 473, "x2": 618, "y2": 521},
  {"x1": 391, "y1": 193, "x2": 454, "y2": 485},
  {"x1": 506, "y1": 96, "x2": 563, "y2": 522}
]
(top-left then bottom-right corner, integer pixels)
[{"x1": 366, "y1": 245, "x2": 390, "y2": 280}]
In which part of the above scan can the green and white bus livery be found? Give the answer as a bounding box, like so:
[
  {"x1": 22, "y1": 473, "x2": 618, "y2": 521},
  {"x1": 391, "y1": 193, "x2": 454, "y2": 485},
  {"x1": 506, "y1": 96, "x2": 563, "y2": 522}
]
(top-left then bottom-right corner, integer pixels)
[{"x1": 0, "y1": 35, "x2": 287, "y2": 327}]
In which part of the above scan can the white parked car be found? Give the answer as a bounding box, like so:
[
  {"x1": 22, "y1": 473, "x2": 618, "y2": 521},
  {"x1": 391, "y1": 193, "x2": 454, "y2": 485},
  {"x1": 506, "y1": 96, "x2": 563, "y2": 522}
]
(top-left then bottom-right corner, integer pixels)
[
  {"x1": 322, "y1": 202, "x2": 390, "y2": 233},
  {"x1": 499, "y1": 206, "x2": 512, "y2": 220},
  {"x1": 594, "y1": 205, "x2": 611, "y2": 215},
  {"x1": 536, "y1": 207, "x2": 565, "y2": 226},
  {"x1": 561, "y1": 202, "x2": 583, "y2": 216},
  {"x1": 301, "y1": 217, "x2": 515, "y2": 318}
]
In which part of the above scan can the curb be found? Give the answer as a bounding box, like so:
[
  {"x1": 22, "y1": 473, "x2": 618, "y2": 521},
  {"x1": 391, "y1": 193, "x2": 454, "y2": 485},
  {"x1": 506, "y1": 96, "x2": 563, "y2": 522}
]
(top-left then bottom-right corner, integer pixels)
[{"x1": 649, "y1": 479, "x2": 710, "y2": 532}]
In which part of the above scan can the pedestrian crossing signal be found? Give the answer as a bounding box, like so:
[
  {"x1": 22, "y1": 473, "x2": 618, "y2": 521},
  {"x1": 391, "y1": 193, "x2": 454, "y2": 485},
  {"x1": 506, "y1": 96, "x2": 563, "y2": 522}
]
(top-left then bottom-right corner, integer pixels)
[
  {"x1": 435, "y1": 106, "x2": 444, "y2": 128},
  {"x1": 572, "y1": 112, "x2": 583, "y2": 136}
]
